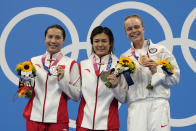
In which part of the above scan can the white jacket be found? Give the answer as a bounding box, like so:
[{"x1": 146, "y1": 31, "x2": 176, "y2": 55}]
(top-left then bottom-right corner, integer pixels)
[
  {"x1": 23, "y1": 51, "x2": 80, "y2": 123},
  {"x1": 113, "y1": 40, "x2": 180, "y2": 103},
  {"x1": 76, "y1": 54, "x2": 123, "y2": 130}
]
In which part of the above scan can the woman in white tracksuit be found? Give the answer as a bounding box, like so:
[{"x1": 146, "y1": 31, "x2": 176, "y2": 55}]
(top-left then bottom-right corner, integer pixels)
[{"x1": 109, "y1": 15, "x2": 180, "y2": 131}]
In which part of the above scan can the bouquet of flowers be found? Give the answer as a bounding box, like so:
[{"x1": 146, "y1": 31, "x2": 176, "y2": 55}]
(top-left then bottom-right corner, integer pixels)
[
  {"x1": 15, "y1": 61, "x2": 36, "y2": 98},
  {"x1": 112, "y1": 56, "x2": 136, "y2": 75},
  {"x1": 156, "y1": 60, "x2": 174, "y2": 75},
  {"x1": 100, "y1": 57, "x2": 136, "y2": 88},
  {"x1": 146, "y1": 60, "x2": 174, "y2": 90}
]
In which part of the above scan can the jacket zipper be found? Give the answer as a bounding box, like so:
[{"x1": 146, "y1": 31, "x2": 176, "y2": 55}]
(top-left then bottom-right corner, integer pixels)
[
  {"x1": 92, "y1": 58, "x2": 101, "y2": 129},
  {"x1": 42, "y1": 54, "x2": 52, "y2": 122}
]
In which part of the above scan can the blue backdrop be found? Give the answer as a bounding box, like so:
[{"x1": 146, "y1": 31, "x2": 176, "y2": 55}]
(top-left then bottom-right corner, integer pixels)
[{"x1": 0, "y1": 0, "x2": 196, "y2": 130}]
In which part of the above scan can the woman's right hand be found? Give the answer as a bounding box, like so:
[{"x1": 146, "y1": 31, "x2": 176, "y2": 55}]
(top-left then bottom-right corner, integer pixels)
[{"x1": 107, "y1": 74, "x2": 119, "y2": 88}]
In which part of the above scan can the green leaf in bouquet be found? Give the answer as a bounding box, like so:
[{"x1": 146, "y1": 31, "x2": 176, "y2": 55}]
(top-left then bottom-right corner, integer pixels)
[
  {"x1": 146, "y1": 82, "x2": 153, "y2": 90},
  {"x1": 166, "y1": 64, "x2": 171, "y2": 69},
  {"x1": 128, "y1": 64, "x2": 134, "y2": 69},
  {"x1": 25, "y1": 90, "x2": 32, "y2": 98},
  {"x1": 105, "y1": 81, "x2": 112, "y2": 88}
]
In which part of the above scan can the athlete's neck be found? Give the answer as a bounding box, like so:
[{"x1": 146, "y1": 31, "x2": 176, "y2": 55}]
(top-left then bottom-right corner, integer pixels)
[{"x1": 132, "y1": 39, "x2": 145, "y2": 49}]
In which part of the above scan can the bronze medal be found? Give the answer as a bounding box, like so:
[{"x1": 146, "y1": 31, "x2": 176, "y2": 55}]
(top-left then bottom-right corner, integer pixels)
[{"x1": 138, "y1": 55, "x2": 148, "y2": 66}]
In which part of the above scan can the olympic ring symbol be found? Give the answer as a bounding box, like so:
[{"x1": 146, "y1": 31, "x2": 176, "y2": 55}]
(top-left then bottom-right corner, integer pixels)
[{"x1": 0, "y1": 1, "x2": 195, "y2": 128}]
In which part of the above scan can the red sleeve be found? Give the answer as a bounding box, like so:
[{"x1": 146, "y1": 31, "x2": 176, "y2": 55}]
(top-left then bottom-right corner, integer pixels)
[
  {"x1": 78, "y1": 62, "x2": 81, "y2": 78},
  {"x1": 69, "y1": 60, "x2": 76, "y2": 72}
]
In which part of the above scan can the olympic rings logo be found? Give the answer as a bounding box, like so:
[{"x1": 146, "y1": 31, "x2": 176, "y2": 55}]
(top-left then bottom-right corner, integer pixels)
[{"x1": 0, "y1": 1, "x2": 195, "y2": 128}]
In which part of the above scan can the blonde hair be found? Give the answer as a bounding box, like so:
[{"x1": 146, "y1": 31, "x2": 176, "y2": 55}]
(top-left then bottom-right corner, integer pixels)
[{"x1": 124, "y1": 14, "x2": 144, "y2": 29}]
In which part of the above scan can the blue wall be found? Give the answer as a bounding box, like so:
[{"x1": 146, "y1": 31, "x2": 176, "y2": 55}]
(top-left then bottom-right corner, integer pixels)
[{"x1": 0, "y1": 0, "x2": 196, "y2": 130}]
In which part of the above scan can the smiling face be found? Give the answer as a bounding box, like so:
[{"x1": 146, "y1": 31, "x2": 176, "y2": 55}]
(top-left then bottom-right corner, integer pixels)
[
  {"x1": 92, "y1": 33, "x2": 111, "y2": 57},
  {"x1": 45, "y1": 27, "x2": 65, "y2": 55},
  {"x1": 124, "y1": 17, "x2": 145, "y2": 48}
]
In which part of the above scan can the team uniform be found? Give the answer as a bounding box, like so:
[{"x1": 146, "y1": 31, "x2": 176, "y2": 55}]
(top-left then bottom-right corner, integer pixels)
[
  {"x1": 112, "y1": 40, "x2": 180, "y2": 131},
  {"x1": 23, "y1": 51, "x2": 80, "y2": 131},
  {"x1": 76, "y1": 54, "x2": 126, "y2": 131}
]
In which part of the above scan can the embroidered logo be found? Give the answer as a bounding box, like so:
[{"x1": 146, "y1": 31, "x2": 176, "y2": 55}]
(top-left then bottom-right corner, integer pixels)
[
  {"x1": 84, "y1": 69, "x2": 90, "y2": 72},
  {"x1": 58, "y1": 65, "x2": 65, "y2": 69},
  {"x1": 161, "y1": 125, "x2": 168, "y2": 128},
  {"x1": 35, "y1": 64, "x2": 41, "y2": 68},
  {"x1": 149, "y1": 48, "x2": 157, "y2": 54}
]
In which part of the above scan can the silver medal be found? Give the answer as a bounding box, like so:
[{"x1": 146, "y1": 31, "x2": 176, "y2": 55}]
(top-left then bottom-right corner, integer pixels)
[
  {"x1": 49, "y1": 66, "x2": 58, "y2": 76},
  {"x1": 99, "y1": 71, "x2": 110, "y2": 82}
]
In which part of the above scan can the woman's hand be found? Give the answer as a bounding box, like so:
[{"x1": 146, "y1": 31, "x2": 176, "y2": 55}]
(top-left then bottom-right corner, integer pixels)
[
  {"x1": 57, "y1": 66, "x2": 65, "y2": 81},
  {"x1": 107, "y1": 73, "x2": 119, "y2": 88},
  {"x1": 143, "y1": 59, "x2": 157, "y2": 75}
]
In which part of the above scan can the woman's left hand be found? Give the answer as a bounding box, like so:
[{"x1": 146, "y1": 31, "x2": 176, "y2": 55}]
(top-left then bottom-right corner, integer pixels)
[
  {"x1": 143, "y1": 59, "x2": 157, "y2": 75},
  {"x1": 57, "y1": 66, "x2": 64, "y2": 81},
  {"x1": 107, "y1": 74, "x2": 119, "y2": 88}
]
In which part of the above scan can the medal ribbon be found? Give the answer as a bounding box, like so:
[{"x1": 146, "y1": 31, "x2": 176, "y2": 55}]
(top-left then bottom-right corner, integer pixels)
[
  {"x1": 131, "y1": 40, "x2": 150, "y2": 60},
  {"x1": 93, "y1": 55, "x2": 112, "y2": 77},
  {"x1": 106, "y1": 56, "x2": 112, "y2": 72},
  {"x1": 42, "y1": 52, "x2": 63, "y2": 74}
]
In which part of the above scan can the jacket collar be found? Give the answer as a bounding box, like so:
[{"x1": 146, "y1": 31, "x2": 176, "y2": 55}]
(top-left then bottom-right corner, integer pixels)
[
  {"x1": 90, "y1": 53, "x2": 112, "y2": 64},
  {"x1": 131, "y1": 39, "x2": 150, "y2": 50},
  {"x1": 129, "y1": 40, "x2": 154, "y2": 56},
  {"x1": 45, "y1": 51, "x2": 62, "y2": 60}
]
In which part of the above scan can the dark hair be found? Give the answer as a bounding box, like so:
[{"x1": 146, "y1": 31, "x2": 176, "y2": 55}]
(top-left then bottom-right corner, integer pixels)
[
  {"x1": 45, "y1": 24, "x2": 66, "y2": 40},
  {"x1": 90, "y1": 26, "x2": 114, "y2": 54}
]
